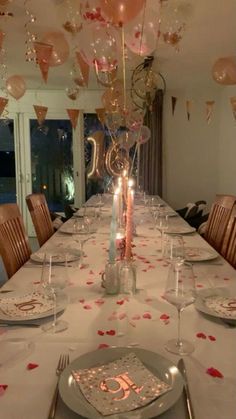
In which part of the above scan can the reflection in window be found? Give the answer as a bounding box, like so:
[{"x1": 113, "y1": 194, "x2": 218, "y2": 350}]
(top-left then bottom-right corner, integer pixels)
[
  {"x1": 30, "y1": 120, "x2": 74, "y2": 212},
  {"x1": 0, "y1": 120, "x2": 16, "y2": 204}
]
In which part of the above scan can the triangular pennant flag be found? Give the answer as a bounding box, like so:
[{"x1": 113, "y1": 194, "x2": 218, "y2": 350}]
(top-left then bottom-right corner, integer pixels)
[
  {"x1": 0, "y1": 30, "x2": 5, "y2": 50},
  {"x1": 171, "y1": 96, "x2": 177, "y2": 116},
  {"x1": 186, "y1": 100, "x2": 192, "y2": 121},
  {"x1": 230, "y1": 97, "x2": 236, "y2": 121},
  {"x1": 0, "y1": 97, "x2": 8, "y2": 117},
  {"x1": 34, "y1": 42, "x2": 53, "y2": 83},
  {"x1": 33, "y1": 105, "x2": 48, "y2": 125},
  {"x1": 76, "y1": 52, "x2": 90, "y2": 87},
  {"x1": 95, "y1": 108, "x2": 106, "y2": 125},
  {"x1": 205, "y1": 100, "x2": 215, "y2": 124},
  {"x1": 66, "y1": 109, "x2": 80, "y2": 129}
]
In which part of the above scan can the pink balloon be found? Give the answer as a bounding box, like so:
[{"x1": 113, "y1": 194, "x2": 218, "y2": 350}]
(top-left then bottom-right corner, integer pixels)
[
  {"x1": 125, "y1": 109, "x2": 144, "y2": 131},
  {"x1": 118, "y1": 131, "x2": 137, "y2": 150},
  {"x1": 41, "y1": 31, "x2": 69, "y2": 67},
  {"x1": 99, "y1": 0, "x2": 145, "y2": 25},
  {"x1": 212, "y1": 57, "x2": 236, "y2": 85},
  {"x1": 137, "y1": 125, "x2": 151, "y2": 144},
  {"x1": 78, "y1": 23, "x2": 118, "y2": 71},
  {"x1": 6, "y1": 75, "x2": 26, "y2": 100},
  {"x1": 80, "y1": 0, "x2": 107, "y2": 24}
]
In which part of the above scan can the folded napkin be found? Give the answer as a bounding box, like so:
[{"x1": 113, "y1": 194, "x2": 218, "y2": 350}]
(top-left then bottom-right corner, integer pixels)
[
  {"x1": 204, "y1": 296, "x2": 236, "y2": 318},
  {"x1": 72, "y1": 352, "x2": 171, "y2": 416}
]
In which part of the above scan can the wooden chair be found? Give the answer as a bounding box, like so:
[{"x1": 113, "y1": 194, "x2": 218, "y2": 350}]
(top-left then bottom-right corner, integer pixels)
[
  {"x1": 204, "y1": 194, "x2": 236, "y2": 253},
  {"x1": 26, "y1": 193, "x2": 54, "y2": 247},
  {"x1": 221, "y1": 203, "x2": 236, "y2": 268},
  {"x1": 0, "y1": 203, "x2": 31, "y2": 278}
]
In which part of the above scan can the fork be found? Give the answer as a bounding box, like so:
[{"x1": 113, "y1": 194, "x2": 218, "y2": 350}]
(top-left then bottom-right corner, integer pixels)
[{"x1": 48, "y1": 354, "x2": 70, "y2": 419}]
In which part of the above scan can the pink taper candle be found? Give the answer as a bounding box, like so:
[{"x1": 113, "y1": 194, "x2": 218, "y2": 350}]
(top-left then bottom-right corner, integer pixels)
[{"x1": 125, "y1": 187, "x2": 134, "y2": 260}]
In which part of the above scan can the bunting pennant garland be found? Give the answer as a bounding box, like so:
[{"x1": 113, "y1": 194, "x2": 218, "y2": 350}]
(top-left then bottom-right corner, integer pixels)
[
  {"x1": 76, "y1": 52, "x2": 90, "y2": 87},
  {"x1": 67, "y1": 108, "x2": 80, "y2": 129},
  {"x1": 230, "y1": 97, "x2": 236, "y2": 121},
  {"x1": 34, "y1": 42, "x2": 53, "y2": 83},
  {"x1": 205, "y1": 101, "x2": 215, "y2": 124},
  {"x1": 33, "y1": 105, "x2": 48, "y2": 125},
  {"x1": 95, "y1": 108, "x2": 106, "y2": 126},
  {"x1": 171, "y1": 96, "x2": 177, "y2": 116},
  {"x1": 186, "y1": 100, "x2": 192, "y2": 121},
  {"x1": 0, "y1": 97, "x2": 8, "y2": 117}
]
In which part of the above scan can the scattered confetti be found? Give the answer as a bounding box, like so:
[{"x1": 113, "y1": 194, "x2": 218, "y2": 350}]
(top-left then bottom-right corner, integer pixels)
[
  {"x1": 97, "y1": 330, "x2": 104, "y2": 336},
  {"x1": 143, "y1": 312, "x2": 152, "y2": 319},
  {"x1": 27, "y1": 363, "x2": 39, "y2": 370},
  {"x1": 206, "y1": 367, "x2": 223, "y2": 378},
  {"x1": 208, "y1": 335, "x2": 216, "y2": 341},
  {"x1": 83, "y1": 304, "x2": 92, "y2": 310},
  {"x1": 196, "y1": 332, "x2": 207, "y2": 339},
  {"x1": 106, "y1": 329, "x2": 116, "y2": 336},
  {"x1": 98, "y1": 343, "x2": 110, "y2": 349},
  {"x1": 160, "y1": 314, "x2": 170, "y2": 320}
]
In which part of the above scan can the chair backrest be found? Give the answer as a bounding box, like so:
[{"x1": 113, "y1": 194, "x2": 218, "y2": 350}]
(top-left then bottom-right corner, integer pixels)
[
  {"x1": 26, "y1": 193, "x2": 54, "y2": 247},
  {"x1": 221, "y1": 203, "x2": 236, "y2": 268},
  {"x1": 0, "y1": 203, "x2": 31, "y2": 278},
  {"x1": 204, "y1": 194, "x2": 236, "y2": 252}
]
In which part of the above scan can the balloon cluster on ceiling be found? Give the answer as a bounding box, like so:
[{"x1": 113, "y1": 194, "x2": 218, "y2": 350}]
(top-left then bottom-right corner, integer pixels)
[{"x1": 1, "y1": 0, "x2": 188, "y2": 178}]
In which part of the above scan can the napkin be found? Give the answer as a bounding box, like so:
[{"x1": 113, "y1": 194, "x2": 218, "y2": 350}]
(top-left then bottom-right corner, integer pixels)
[
  {"x1": 72, "y1": 352, "x2": 171, "y2": 416},
  {"x1": 204, "y1": 296, "x2": 236, "y2": 318}
]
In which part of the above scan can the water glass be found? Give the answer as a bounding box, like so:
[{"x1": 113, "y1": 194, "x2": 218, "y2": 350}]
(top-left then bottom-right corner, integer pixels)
[
  {"x1": 163, "y1": 235, "x2": 185, "y2": 263},
  {"x1": 102, "y1": 261, "x2": 119, "y2": 295}
]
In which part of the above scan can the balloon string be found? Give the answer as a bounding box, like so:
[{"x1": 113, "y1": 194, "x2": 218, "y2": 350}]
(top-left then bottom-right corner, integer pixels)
[
  {"x1": 139, "y1": 0, "x2": 147, "y2": 56},
  {"x1": 121, "y1": 25, "x2": 126, "y2": 111},
  {"x1": 130, "y1": 124, "x2": 142, "y2": 176}
]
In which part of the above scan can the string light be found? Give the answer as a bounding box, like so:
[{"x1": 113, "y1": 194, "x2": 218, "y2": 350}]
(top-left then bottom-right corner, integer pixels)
[{"x1": 24, "y1": 0, "x2": 37, "y2": 63}]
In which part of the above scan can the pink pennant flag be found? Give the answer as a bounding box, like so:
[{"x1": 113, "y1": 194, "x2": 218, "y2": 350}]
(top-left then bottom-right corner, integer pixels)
[
  {"x1": 95, "y1": 108, "x2": 106, "y2": 125},
  {"x1": 0, "y1": 97, "x2": 8, "y2": 117},
  {"x1": 34, "y1": 42, "x2": 53, "y2": 83},
  {"x1": 205, "y1": 101, "x2": 215, "y2": 124},
  {"x1": 33, "y1": 105, "x2": 48, "y2": 125},
  {"x1": 66, "y1": 109, "x2": 80, "y2": 129},
  {"x1": 76, "y1": 52, "x2": 90, "y2": 87}
]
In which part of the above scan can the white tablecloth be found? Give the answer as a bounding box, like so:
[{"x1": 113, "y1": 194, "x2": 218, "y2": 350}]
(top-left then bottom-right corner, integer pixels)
[{"x1": 0, "y1": 195, "x2": 235, "y2": 419}]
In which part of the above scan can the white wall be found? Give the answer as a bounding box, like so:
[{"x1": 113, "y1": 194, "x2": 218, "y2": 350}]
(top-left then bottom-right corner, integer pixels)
[{"x1": 163, "y1": 87, "x2": 227, "y2": 211}]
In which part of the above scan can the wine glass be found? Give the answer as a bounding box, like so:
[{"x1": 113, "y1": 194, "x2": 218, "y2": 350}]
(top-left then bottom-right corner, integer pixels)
[
  {"x1": 163, "y1": 261, "x2": 196, "y2": 355},
  {"x1": 41, "y1": 254, "x2": 68, "y2": 333},
  {"x1": 155, "y1": 211, "x2": 169, "y2": 253},
  {"x1": 163, "y1": 234, "x2": 185, "y2": 263},
  {"x1": 73, "y1": 219, "x2": 91, "y2": 268}
]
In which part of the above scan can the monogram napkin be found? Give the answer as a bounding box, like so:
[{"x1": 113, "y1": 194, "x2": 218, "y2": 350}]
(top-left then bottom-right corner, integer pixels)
[
  {"x1": 0, "y1": 292, "x2": 54, "y2": 318},
  {"x1": 72, "y1": 352, "x2": 171, "y2": 416}
]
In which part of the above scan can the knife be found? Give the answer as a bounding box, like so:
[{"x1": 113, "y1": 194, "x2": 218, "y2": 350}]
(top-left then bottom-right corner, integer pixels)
[{"x1": 178, "y1": 358, "x2": 195, "y2": 419}]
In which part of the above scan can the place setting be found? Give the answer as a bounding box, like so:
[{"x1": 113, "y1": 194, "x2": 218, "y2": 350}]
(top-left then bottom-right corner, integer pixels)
[{"x1": 195, "y1": 287, "x2": 236, "y2": 326}]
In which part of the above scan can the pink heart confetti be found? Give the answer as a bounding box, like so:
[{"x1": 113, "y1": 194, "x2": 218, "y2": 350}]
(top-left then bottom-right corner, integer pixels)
[
  {"x1": 208, "y1": 335, "x2": 216, "y2": 341},
  {"x1": 106, "y1": 329, "x2": 116, "y2": 336},
  {"x1": 143, "y1": 312, "x2": 152, "y2": 319},
  {"x1": 196, "y1": 284, "x2": 204, "y2": 288},
  {"x1": 79, "y1": 299, "x2": 85, "y2": 304},
  {"x1": 206, "y1": 367, "x2": 223, "y2": 378},
  {"x1": 223, "y1": 277, "x2": 230, "y2": 281},
  {"x1": 86, "y1": 281, "x2": 94, "y2": 285},
  {"x1": 33, "y1": 281, "x2": 41, "y2": 285},
  {"x1": 83, "y1": 304, "x2": 92, "y2": 310},
  {"x1": 27, "y1": 363, "x2": 39, "y2": 370},
  {"x1": 145, "y1": 298, "x2": 152, "y2": 303},
  {"x1": 196, "y1": 332, "x2": 207, "y2": 339},
  {"x1": 98, "y1": 343, "x2": 110, "y2": 349},
  {"x1": 95, "y1": 299, "x2": 105, "y2": 306},
  {"x1": 142, "y1": 269, "x2": 147, "y2": 272},
  {"x1": 132, "y1": 314, "x2": 141, "y2": 320},
  {"x1": 160, "y1": 314, "x2": 170, "y2": 320},
  {"x1": 118, "y1": 313, "x2": 126, "y2": 320},
  {"x1": 89, "y1": 270, "x2": 95, "y2": 275}
]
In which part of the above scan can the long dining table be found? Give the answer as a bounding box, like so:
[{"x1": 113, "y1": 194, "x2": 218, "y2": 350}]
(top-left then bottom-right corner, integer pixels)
[{"x1": 0, "y1": 194, "x2": 235, "y2": 419}]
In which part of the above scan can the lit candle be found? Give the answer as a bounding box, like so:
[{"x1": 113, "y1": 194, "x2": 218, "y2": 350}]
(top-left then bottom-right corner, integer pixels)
[
  {"x1": 125, "y1": 186, "x2": 134, "y2": 260},
  {"x1": 109, "y1": 189, "x2": 119, "y2": 263}
]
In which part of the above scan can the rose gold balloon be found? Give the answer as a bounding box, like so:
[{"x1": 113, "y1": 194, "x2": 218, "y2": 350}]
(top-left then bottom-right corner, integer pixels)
[
  {"x1": 118, "y1": 131, "x2": 137, "y2": 151},
  {"x1": 212, "y1": 57, "x2": 236, "y2": 85},
  {"x1": 105, "y1": 142, "x2": 130, "y2": 177},
  {"x1": 41, "y1": 31, "x2": 69, "y2": 67},
  {"x1": 99, "y1": 0, "x2": 145, "y2": 25},
  {"x1": 6, "y1": 75, "x2": 26, "y2": 100},
  {"x1": 136, "y1": 125, "x2": 151, "y2": 144},
  {"x1": 87, "y1": 131, "x2": 106, "y2": 179}
]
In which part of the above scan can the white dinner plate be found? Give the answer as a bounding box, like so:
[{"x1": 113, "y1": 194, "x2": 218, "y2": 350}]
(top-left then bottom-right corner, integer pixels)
[
  {"x1": 184, "y1": 247, "x2": 218, "y2": 262},
  {"x1": 167, "y1": 226, "x2": 196, "y2": 235},
  {"x1": 59, "y1": 347, "x2": 183, "y2": 419},
  {"x1": 195, "y1": 287, "x2": 236, "y2": 321},
  {"x1": 30, "y1": 251, "x2": 81, "y2": 264},
  {"x1": 0, "y1": 290, "x2": 67, "y2": 322}
]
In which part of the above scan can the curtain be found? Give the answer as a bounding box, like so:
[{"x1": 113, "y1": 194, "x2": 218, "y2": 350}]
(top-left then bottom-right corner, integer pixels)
[{"x1": 139, "y1": 89, "x2": 163, "y2": 196}]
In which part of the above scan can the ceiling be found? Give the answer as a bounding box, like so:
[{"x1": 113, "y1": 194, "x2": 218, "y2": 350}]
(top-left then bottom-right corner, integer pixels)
[{"x1": 1, "y1": 0, "x2": 236, "y2": 93}]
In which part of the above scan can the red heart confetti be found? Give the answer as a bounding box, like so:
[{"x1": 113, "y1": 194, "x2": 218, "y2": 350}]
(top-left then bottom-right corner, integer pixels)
[
  {"x1": 116, "y1": 300, "x2": 124, "y2": 305},
  {"x1": 83, "y1": 304, "x2": 92, "y2": 310},
  {"x1": 145, "y1": 298, "x2": 152, "y2": 303},
  {"x1": 160, "y1": 314, "x2": 170, "y2": 320},
  {"x1": 223, "y1": 277, "x2": 230, "y2": 281},
  {"x1": 196, "y1": 332, "x2": 207, "y2": 339},
  {"x1": 94, "y1": 299, "x2": 105, "y2": 306},
  {"x1": 27, "y1": 363, "x2": 39, "y2": 370},
  {"x1": 143, "y1": 312, "x2": 152, "y2": 319},
  {"x1": 86, "y1": 281, "x2": 94, "y2": 285},
  {"x1": 97, "y1": 330, "x2": 104, "y2": 336},
  {"x1": 0, "y1": 385, "x2": 8, "y2": 396},
  {"x1": 98, "y1": 343, "x2": 110, "y2": 349},
  {"x1": 196, "y1": 284, "x2": 204, "y2": 288},
  {"x1": 208, "y1": 335, "x2": 216, "y2": 341},
  {"x1": 106, "y1": 329, "x2": 116, "y2": 336},
  {"x1": 79, "y1": 299, "x2": 85, "y2": 304},
  {"x1": 142, "y1": 269, "x2": 147, "y2": 272},
  {"x1": 206, "y1": 367, "x2": 223, "y2": 378}
]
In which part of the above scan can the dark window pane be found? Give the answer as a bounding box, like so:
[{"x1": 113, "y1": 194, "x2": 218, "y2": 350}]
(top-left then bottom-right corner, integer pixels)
[{"x1": 0, "y1": 120, "x2": 16, "y2": 204}]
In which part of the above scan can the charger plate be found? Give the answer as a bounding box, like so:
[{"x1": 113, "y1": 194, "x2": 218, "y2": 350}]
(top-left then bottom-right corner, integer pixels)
[
  {"x1": 59, "y1": 347, "x2": 183, "y2": 419},
  {"x1": 184, "y1": 247, "x2": 218, "y2": 262},
  {"x1": 195, "y1": 287, "x2": 236, "y2": 322}
]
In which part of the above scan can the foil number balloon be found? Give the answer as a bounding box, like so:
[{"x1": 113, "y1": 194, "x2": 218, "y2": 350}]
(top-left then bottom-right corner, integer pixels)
[{"x1": 87, "y1": 131, "x2": 106, "y2": 179}]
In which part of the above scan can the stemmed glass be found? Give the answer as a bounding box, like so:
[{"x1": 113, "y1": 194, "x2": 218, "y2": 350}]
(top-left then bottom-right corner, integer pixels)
[
  {"x1": 163, "y1": 234, "x2": 185, "y2": 263},
  {"x1": 73, "y1": 219, "x2": 91, "y2": 268},
  {"x1": 41, "y1": 254, "x2": 68, "y2": 333},
  {"x1": 163, "y1": 261, "x2": 196, "y2": 355},
  {"x1": 155, "y1": 211, "x2": 169, "y2": 253}
]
